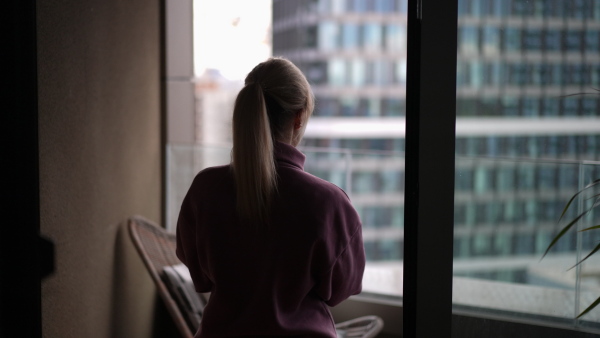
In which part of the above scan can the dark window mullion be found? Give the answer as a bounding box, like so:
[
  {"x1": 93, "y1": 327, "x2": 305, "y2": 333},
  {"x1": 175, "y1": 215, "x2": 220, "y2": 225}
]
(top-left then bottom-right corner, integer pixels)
[{"x1": 403, "y1": 0, "x2": 458, "y2": 337}]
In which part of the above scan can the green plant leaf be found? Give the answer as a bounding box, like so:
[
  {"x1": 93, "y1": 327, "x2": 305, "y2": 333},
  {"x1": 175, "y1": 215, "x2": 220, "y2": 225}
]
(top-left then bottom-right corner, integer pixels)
[
  {"x1": 542, "y1": 212, "x2": 587, "y2": 259},
  {"x1": 568, "y1": 242, "x2": 600, "y2": 271},
  {"x1": 559, "y1": 179, "x2": 600, "y2": 222},
  {"x1": 561, "y1": 87, "x2": 600, "y2": 97},
  {"x1": 584, "y1": 178, "x2": 600, "y2": 190},
  {"x1": 585, "y1": 193, "x2": 600, "y2": 204},
  {"x1": 577, "y1": 295, "x2": 600, "y2": 319},
  {"x1": 561, "y1": 92, "x2": 600, "y2": 97},
  {"x1": 580, "y1": 225, "x2": 600, "y2": 232}
]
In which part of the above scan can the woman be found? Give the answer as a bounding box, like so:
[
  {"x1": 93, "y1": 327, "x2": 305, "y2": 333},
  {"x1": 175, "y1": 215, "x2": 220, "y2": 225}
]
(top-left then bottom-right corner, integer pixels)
[{"x1": 176, "y1": 58, "x2": 365, "y2": 338}]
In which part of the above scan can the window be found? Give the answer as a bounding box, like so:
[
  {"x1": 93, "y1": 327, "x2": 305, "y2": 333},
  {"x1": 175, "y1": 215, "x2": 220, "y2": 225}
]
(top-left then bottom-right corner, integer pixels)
[
  {"x1": 483, "y1": 26, "x2": 500, "y2": 54},
  {"x1": 504, "y1": 27, "x2": 522, "y2": 52},
  {"x1": 502, "y1": 96, "x2": 519, "y2": 116},
  {"x1": 318, "y1": 21, "x2": 341, "y2": 51},
  {"x1": 551, "y1": 63, "x2": 563, "y2": 85},
  {"x1": 342, "y1": 23, "x2": 360, "y2": 50},
  {"x1": 470, "y1": 61, "x2": 484, "y2": 87},
  {"x1": 460, "y1": 25, "x2": 479, "y2": 54},
  {"x1": 585, "y1": 30, "x2": 599, "y2": 52},
  {"x1": 565, "y1": 30, "x2": 583, "y2": 52},
  {"x1": 384, "y1": 24, "x2": 405, "y2": 52},
  {"x1": 511, "y1": 0, "x2": 531, "y2": 16},
  {"x1": 493, "y1": 0, "x2": 510, "y2": 17},
  {"x1": 381, "y1": 98, "x2": 404, "y2": 116},
  {"x1": 314, "y1": 97, "x2": 339, "y2": 116},
  {"x1": 170, "y1": 1, "x2": 600, "y2": 336},
  {"x1": 340, "y1": 96, "x2": 359, "y2": 116},
  {"x1": 568, "y1": 0, "x2": 586, "y2": 19},
  {"x1": 582, "y1": 97, "x2": 598, "y2": 116},
  {"x1": 453, "y1": 0, "x2": 600, "y2": 333},
  {"x1": 303, "y1": 25, "x2": 318, "y2": 48},
  {"x1": 522, "y1": 97, "x2": 539, "y2": 116},
  {"x1": 544, "y1": 29, "x2": 562, "y2": 51},
  {"x1": 351, "y1": 59, "x2": 366, "y2": 86},
  {"x1": 362, "y1": 23, "x2": 382, "y2": 51},
  {"x1": 306, "y1": 62, "x2": 328, "y2": 84},
  {"x1": 563, "y1": 97, "x2": 580, "y2": 116},
  {"x1": 328, "y1": 59, "x2": 347, "y2": 86},
  {"x1": 508, "y1": 63, "x2": 527, "y2": 85},
  {"x1": 524, "y1": 28, "x2": 542, "y2": 51},
  {"x1": 530, "y1": 63, "x2": 550, "y2": 85}
]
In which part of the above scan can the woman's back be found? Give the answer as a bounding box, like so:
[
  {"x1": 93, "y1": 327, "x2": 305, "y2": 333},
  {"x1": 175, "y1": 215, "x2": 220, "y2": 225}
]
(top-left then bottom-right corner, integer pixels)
[{"x1": 176, "y1": 142, "x2": 364, "y2": 337}]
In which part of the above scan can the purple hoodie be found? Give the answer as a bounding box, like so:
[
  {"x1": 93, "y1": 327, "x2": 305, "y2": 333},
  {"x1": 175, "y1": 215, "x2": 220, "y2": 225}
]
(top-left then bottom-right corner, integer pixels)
[{"x1": 176, "y1": 141, "x2": 366, "y2": 337}]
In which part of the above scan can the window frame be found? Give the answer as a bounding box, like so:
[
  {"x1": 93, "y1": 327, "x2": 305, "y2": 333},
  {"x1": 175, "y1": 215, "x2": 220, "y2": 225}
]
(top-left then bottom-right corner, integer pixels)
[
  {"x1": 402, "y1": 0, "x2": 457, "y2": 336},
  {"x1": 397, "y1": 0, "x2": 600, "y2": 337}
]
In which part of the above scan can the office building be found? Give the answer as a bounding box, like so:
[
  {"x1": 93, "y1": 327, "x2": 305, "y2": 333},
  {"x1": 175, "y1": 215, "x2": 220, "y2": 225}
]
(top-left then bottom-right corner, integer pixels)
[{"x1": 272, "y1": 0, "x2": 600, "y2": 287}]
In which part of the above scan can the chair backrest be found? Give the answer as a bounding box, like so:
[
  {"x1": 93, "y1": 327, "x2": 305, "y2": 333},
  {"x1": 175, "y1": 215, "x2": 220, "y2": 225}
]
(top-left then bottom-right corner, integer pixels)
[
  {"x1": 334, "y1": 315, "x2": 384, "y2": 338},
  {"x1": 128, "y1": 216, "x2": 194, "y2": 338}
]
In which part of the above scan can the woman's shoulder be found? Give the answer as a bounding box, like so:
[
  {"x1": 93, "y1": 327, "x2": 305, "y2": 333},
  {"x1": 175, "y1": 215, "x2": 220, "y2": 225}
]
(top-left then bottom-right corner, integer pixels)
[
  {"x1": 282, "y1": 168, "x2": 352, "y2": 207},
  {"x1": 305, "y1": 171, "x2": 349, "y2": 198},
  {"x1": 189, "y1": 164, "x2": 232, "y2": 190},
  {"x1": 195, "y1": 164, "x2": 231, "y2": 178}
]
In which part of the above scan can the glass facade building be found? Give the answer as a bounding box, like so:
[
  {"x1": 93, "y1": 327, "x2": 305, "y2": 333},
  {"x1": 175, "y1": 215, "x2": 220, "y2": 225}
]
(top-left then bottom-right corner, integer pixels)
[
  {"x1": 273, "y1": 0, "x2": 600, "y2": 291},
  {"x1": 273, "y1": 0, "x2": 409, "y2": 267}
]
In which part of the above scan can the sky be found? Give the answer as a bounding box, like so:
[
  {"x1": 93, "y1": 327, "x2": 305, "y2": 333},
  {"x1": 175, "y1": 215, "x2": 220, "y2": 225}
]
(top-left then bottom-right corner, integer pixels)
[{"x1": 193, "y1": 0, "x2": 272, "y2": 81}]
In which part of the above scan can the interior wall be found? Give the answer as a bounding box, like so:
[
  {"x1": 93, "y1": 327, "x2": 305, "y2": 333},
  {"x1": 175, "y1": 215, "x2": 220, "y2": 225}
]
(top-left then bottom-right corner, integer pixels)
[{"x1": 37, "y1": 0, "x2": 162, "y2": 337}]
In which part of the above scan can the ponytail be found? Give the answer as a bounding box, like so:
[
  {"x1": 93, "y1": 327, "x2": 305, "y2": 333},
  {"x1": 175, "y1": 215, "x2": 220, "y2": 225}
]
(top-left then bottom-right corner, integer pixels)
[
  {"x1": 231, "y1": 82, "x2": 277, "y2": 225},
  {"x1": 231, "y1": 57, "x2": 314, "y2": 225}
]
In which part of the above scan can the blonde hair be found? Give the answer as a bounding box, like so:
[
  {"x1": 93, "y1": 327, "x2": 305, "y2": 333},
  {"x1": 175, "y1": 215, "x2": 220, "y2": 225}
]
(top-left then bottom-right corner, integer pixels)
[{"x1": 231, "y1": 57, "x2": 314, "y2": 224}]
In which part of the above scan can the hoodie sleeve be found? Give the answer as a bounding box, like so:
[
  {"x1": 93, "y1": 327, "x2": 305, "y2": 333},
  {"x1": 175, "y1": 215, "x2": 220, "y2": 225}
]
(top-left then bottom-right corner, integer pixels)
[
  {"x1": 316, "y1": 223, "x2": 365, "y2": 306},
  {"x1": 176, "y1": 178, "x2": 214, "y2": 293},
  {"x1": 311, "y1": 186, "x2": 366, "y2": 307}
]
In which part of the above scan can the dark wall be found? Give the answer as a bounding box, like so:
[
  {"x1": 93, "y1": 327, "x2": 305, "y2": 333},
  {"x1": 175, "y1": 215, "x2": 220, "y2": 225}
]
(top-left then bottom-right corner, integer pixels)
[{"x1": 37, "y1": 0, "x2": 162, "y2": 336}]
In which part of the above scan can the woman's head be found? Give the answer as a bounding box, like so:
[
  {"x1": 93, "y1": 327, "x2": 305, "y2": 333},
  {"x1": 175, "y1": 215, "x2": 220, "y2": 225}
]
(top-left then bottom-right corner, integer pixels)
[
  {"x1": 242, "y1": 57, "x2": 314, "y2": 144},
  {"x1": 231, "y1": 58, "x2": 314, "y2": 224}
]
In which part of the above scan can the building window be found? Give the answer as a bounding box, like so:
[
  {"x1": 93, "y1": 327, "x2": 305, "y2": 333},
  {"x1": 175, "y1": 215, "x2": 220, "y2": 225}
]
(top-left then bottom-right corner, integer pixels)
[
  {"x1": 318, "y1": 21, "x2": 340, "y2": 51},
  {"x1": 363, "y1": 23, "x2": 383, "y2": 51},
  {"x1": 544, "y1": 29, "x2": 562, "y2": 51},
  {"x1": 342, "y1": 23, "x2": 360, "y2": 50},
  {"x1": 524, "y1": 28, "x2": 542, "y2": 51},
  {"x1": 483, "y1": 26, "x2": 500, "y2": 54},
  {"x1": 460, "y1": 25, "x2": 479, "y2": 54},
  {"x1": 504, "y1": 27, "x2": 522, "y2": 52},
  {"x1": 565, "y1": 30, "x2": 583, "y2": 52}
]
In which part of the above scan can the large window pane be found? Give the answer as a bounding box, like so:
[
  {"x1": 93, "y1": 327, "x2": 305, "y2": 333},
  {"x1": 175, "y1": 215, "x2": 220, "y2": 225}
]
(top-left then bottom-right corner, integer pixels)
[
  {"x1": 272, "y1": 0, "x2": 408, "y2": 299},
  {"x1": 455, "y1": 0, "x2": 600, "y2": 329}
]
